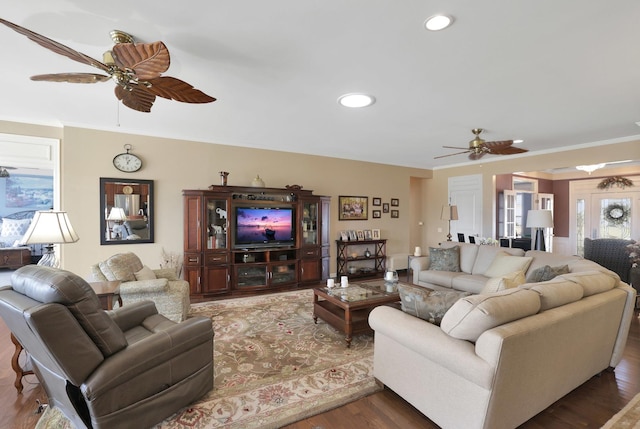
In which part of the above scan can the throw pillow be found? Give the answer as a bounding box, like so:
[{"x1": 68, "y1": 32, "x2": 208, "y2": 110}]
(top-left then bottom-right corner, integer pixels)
[
  {"x1": 134, "y1": 265, "x2": 157, "y2": 281},
  {"x1": 481, "y1": 270, "x2": 526, "y2": 294},
  {"x1": 428, "y1": 246, "x2": 461, "y2": 272},
  {"x1": 0, "y1": 218, "x2": 32, "y2": 237},
  {"x1": 397, "y1": 283, "x2": 470, "y2": 325},
  {"x1": 484, "y1": 253, "x2": 533, "y2": 278},
  {"x1": 526, "y1": 265, "x2": 570, "y2": 283}
]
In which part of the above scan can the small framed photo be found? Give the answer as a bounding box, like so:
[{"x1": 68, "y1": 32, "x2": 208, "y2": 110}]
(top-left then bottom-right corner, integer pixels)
[
  {"x1": 372, "y1": 197, "x2": 382, "y2": 206},
  {"x1": 372, "y1": 229, "x2": 381, "y2": 239},
  {"x1": 372, "y1": 210, "x2": 381, "y2": 218},
  {"x1": 391, "y1": 198, "x2": 399, "y2": 207},
  {"x1": 382, "y1": 203, "x2": 390, "y2": 213},
  {"x1": 391, "y1": 209, "x2": 399, "y2": 218},
  {"x1": 340, "y1": 231, "x2": 349, "y2": 241},
  {"x1": 348, "y1": 230, "x2": 358, "y2": 241},
  {"x1": 339, "y1": 196, "x2": 368, "y2": 221},
  {"x1": 364, "y1": 229, "x2": 373, "y2": 240},
  {"x1": 356, "y1": 230, "x2": 365, "y2": 240}
]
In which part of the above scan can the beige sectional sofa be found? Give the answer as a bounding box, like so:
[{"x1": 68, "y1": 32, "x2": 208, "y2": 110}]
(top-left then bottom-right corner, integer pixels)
[{"x1": 370, "y1": 242, "x2": 636, "y2": 429}]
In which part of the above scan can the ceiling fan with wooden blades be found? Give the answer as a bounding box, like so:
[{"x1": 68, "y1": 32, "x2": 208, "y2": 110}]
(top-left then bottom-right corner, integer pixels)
[
  {"x1": 0, "y1": 17, "x2": 216, "y2": 112},
  {"x1": 435, "y1": 128, "x2": 528, "y2": 161}
]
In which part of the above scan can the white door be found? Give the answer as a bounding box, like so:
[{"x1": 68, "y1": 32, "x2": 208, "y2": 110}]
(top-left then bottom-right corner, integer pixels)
[{"x1": 448, "y1": 174, "x2": 483, "y2": 240}]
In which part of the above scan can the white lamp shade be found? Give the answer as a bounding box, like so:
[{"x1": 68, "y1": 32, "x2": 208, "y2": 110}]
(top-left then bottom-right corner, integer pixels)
[
  {"x1": 107, "y1": 207, "x2": 127, "y2": 221},
  {"x1": 441, "y1": 205, "x2": 459, "y2": 221},
  {"x1": 21, "y1": 211, "x2": 80, "y2": 245},
  {"x1": 526, "y1": 210, "x2": 553, "y2": 228}
]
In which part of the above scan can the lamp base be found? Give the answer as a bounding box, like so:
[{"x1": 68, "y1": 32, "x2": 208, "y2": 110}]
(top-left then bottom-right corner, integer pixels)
[
  {"x1": 37, "y1": 245, "x2": 59, "y2": 268},
  {"x1": 533, "y1": 229, "x2": 546, "y2": 252}
]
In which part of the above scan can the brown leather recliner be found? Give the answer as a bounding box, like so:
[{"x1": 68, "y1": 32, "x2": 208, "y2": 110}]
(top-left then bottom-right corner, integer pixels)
[{"x1": 0, "y1": 265, "x2": 213, "y2": 429}]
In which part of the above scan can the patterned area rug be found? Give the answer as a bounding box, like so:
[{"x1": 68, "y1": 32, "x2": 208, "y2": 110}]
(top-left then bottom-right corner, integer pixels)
[
  {"x1": 36, "y1": 289, "x2": 380, "y2": 428},
  {"x1": 601, "y1": 392, "x2": 640, "y2": 429}
]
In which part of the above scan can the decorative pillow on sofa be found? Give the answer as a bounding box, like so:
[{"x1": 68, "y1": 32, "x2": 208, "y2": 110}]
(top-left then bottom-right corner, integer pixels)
[
  {"x1": 525, "y1": 265, "x2": 569, "y2": 283},
  {"x1": 428, "y1": 246, "x2": 461, "y2": 272},
  {"x1": 483, "y1": 253, "x2": 532, "y2": 278},
  {"x1": 134, "y1": 265, "x2": 157, "y2": 281},
  {"x1": 397, "y1": 283, "x2": 470, "y2": 325},
  {"x1": 0, "y1": 218, "x2": 32, "y2": 237},
  {"x1": 481, "y1": 270, "x2": 526, "y2": 294}
]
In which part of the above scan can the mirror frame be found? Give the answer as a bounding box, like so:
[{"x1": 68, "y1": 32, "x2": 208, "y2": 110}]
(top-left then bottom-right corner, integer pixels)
[{"x1": 100, "y1": 177, "x2": 154, "y2": 245}]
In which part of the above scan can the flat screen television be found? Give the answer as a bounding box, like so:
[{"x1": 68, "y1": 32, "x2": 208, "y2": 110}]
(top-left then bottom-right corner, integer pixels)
[{"x1": 233, "y1": 206, "x2": 295, "y2": 248}]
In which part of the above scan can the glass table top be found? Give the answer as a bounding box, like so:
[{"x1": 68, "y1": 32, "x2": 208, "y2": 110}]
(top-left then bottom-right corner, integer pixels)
[{"x1": 319, "y1": 279, "x2": 399, "y2": 302}]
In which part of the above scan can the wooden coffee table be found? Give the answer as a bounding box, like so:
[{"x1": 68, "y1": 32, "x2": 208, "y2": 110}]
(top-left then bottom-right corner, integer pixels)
[{"x1": 313, "y1": 279, "x2": 401, "y2": 347}]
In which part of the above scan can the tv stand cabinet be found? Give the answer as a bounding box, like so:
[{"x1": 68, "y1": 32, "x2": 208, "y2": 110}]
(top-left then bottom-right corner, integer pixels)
[{"x1": 183, "y1": 186, "x2": 330, "y2": 299}]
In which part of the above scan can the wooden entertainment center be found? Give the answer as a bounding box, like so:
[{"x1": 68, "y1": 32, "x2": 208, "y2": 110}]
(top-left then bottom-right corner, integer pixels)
[{"x1": 183, "y1": 185, "x2": 330, "y2": 298}]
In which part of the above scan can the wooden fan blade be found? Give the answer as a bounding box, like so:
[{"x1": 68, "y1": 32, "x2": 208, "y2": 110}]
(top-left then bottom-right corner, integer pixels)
[
  {"x1": 488, "y1": 146, "x2": 529, "y2": 155},
  {"x1": 469, "y1": 151, "x2": 486, "y2": 161},
  {"x1": 115, "y1": 85, "x2": 156, "y2": 112},
  {"x1": 144, "y1": 76, "x2": 216, "y2": 103},
  {"x1": 434, "y1": 150, "x2": 471, "y2": 159},
  {"x1": 31, "y1": 73, "x2": 111, "y2": 83},
  {"x1": 112, "y1": 42, "x2": 170, "y2": 79},
  {"x1": 483, "y1": 140, "x2": 514, "y2": 150},
  {"x1": 0, "y1": 18, "x2": 110, "y2": 73}
]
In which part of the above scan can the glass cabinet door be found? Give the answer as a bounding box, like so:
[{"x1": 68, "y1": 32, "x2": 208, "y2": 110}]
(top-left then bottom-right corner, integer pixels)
[
  {"x1": 206, "y1": 198, "x2": 228, "y2": 250},
  {"x1": 302, "y1": 200, "x2": 319, "y2": 246}
]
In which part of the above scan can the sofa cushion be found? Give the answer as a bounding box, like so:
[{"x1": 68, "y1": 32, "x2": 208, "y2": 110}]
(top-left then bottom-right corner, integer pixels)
[
  {"x1": 428, "y1": 246, "x2": 461, "y2": 272},
  {"x1": 559, "y1": 270, "x2": 617, "y2": 296},
  {"x1": 134, "y1": 265, "x2": 157, "y2": 281},
  {"x1": 442, "y1": 242, "x2": 478, "y2": 273},
  {"x1": 481, "y1": 270, "x2": 526, "y2": 294},
  {"x1": 99, "y1": 252, "x2": 144, "y2": 282},
  {"x1": 440, "y1": 288, "x2": 541, "y2": 342},
  {"x1": 450, "y1": 274, "x2": 490, "y2": 294},
  {"x1": 418, "y1": 269, "x2": 461, "y2": 289},
  {"x1": 484, "y1": 253, "x2": 533, "y2": 278},
  {"x1": 397, "y1": 283, "x2": 471, "y2": 325},
  {"x1": 524, "y1": 250, "x2": 581, "y2": 274},
  {"x1": 471, "y1": 246, "x2": 525, "y2": 275},
  {"x1": 521, "y1": 278, "x2": 584, "y2": 311},
  {"x1": 526, "y1": 264, "x2": 569, "y2": 283}
]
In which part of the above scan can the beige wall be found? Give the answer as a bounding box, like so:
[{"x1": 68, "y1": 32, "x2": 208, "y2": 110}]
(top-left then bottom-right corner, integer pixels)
[{"x1": 1, "y1": 119, "x2": 637, "y2": 279}]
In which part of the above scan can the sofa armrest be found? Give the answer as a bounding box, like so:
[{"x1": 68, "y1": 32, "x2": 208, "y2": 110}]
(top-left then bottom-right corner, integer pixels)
[
  {"x1": 119, "y1": 278, "x2": 168, "y2": 294},
  {"x1": 82, "y1": 316, "x2": 213, "y2": 398},
  {"x1": 153, "y1": 268, "x2": 178, "y2": 281},
  {"x1": 108, "y1": 301, "x2": 158, "y2": 331},
  {"x1": 410, "y1": 256, "x2": 430, "y2": 283},
  {"x1": 369, "y1": 305, "x2": 494, "y2": 389}
]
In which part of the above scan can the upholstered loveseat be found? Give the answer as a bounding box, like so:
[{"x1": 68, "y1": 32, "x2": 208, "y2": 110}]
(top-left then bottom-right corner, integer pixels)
[
  {"x1": 90, "y1": 252, "x2": 190, "y2": 322},
  {"x1": 370, "y1": 243, "x2": 636, "y2": 429}
]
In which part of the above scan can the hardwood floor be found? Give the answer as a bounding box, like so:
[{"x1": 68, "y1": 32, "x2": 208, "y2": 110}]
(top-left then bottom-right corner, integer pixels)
[{"x1": 0, "y1": 304, "x2": 637, "y2": 429}]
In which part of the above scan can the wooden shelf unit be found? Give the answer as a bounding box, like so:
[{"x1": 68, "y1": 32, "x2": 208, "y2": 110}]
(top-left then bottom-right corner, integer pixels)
[
  {"x1": 336, "y1": 239, "x2": 387, "y2": 279},
  {"x1": 183, "y1": 186, "x2": 330, "y2": 299}
]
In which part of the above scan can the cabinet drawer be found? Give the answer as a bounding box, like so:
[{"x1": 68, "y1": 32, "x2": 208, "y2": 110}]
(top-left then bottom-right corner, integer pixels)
[
  {"x1": 184, "y1": 253, "x2": 201, "y2": 266},
  {"x1": 300, "y1": 248, "x2": 320, "y2": 258},
  {"x1": 206, "y1": 253, "x2": 229, "y2": 264}
]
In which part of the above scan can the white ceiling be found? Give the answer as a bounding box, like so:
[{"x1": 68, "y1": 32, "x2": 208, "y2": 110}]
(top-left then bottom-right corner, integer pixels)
[{"x1": 1, "y1": 1, "x2": 640, "y2": 169}]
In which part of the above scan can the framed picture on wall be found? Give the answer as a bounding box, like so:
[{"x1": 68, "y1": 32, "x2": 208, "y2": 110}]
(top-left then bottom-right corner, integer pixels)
[
  {"x1": 391, "y1": 210, "x2": 399, "y2": 218},
  {"x1": 339, "y1": 196, "x2": 368, "y2": 220},
  {"x1": 372, "y1": 197, "x2": 381, "y2": 206},
  {"x1": 372, "y1": 210, "x2": 381, "y2": 218},
  {"x1": 391, "y1": 198, "x2": 399, "y2": 207},
  {"x1": 382, "y1": 203, "x2": 389, "y2": 213}
]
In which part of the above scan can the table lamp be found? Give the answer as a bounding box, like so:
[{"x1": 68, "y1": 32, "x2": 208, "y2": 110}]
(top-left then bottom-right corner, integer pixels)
[
  {"x1": 21, "y1": 210, "x2": 80, "y2": 268},
  {"x1": 441, "y1": 204, "x2": 459, "y2": 241},
  {"x1": 107, "y1": 207, "x2": 127, "y2": 239},
  {"x1": 526, "y1": 209, "x2": 553, "y2": 251}
]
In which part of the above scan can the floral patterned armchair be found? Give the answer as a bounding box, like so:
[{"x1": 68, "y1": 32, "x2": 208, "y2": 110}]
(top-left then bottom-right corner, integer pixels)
[{"x1": 90, "y1": 252, "x2": 189, "y2": 322}]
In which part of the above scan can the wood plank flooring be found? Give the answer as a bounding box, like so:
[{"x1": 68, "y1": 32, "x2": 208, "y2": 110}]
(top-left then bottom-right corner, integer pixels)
[{"x1": 0, "y1": 302, "x2": 637, "y2": 428}]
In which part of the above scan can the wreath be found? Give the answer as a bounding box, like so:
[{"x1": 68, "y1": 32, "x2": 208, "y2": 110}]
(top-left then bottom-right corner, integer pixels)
[
  {"x1": 603, "y1": 203, "x2": 630, "y2": 226},
  {"x1": 597, "y1": 176, "x2": 634, "y2": 190}
]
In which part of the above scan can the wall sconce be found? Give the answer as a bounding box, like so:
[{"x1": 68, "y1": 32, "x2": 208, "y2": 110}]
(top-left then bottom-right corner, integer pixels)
[
  {"x1": 526, "y1": 209, "x2": 553, "y2": 251},
  {"x1": 441, "y1": 204, "x2": 459, "y2": 241},
  {"x1": 21, "y1": 210, "x2": 80, "y2": 268}
]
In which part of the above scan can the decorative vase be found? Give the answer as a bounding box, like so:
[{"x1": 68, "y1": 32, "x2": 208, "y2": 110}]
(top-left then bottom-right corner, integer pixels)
[
  {"x1": 364, "y1": 248, "x2": 371, "y2": 258},
  {"x1": 219, "y1": 171, "x2": 229, "y2": 186},
  {"x1": 252, "y1": 175, "x2": 265, "y2": 187}
]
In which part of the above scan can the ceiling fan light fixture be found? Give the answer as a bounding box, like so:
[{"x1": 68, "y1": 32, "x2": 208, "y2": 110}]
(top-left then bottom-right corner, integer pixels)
[
  {"x1": 513, "y1": 139, "x2": 524, "y2": 144},
  {"x1": 338, "y1": 93, "x2": 376, "y2": 108},
  {"x1": 424, "y1": 15, "x2": 453, "y2": 31}
]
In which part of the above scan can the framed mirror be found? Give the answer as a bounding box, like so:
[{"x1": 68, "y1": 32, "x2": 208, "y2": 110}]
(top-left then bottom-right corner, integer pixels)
[{"x1": 100, "y1": 177, "x2": 154, "y2": 245}]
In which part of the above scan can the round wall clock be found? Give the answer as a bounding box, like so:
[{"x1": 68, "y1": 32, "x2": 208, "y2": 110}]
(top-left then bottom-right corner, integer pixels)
[
  {"x1": 113, "y1": 144, "x2": 142, "y2": 173},
  {"x1": 122, "y1": 185, "x2": 134, "y2": 195}
]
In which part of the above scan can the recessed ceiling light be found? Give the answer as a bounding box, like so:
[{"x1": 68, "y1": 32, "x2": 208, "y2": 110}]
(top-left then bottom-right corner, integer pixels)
[
  {"x1": 337, "y1": 93, "x2": 376, "y2": 108},
  {"x1": 424, "y1": 15, "x2": 453, "y2": 31}
]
